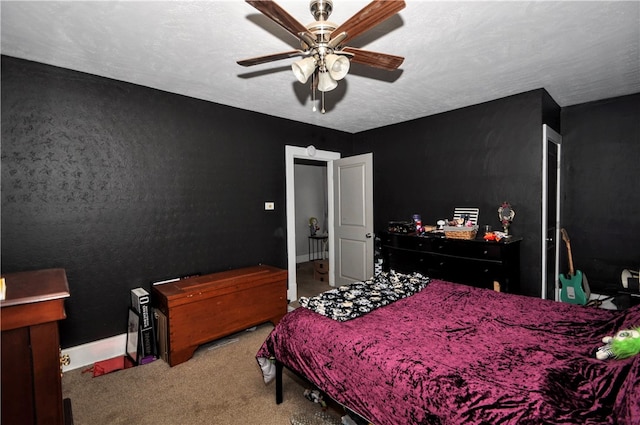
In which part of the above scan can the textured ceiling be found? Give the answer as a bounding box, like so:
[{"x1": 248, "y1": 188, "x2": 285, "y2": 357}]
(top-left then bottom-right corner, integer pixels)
[{"x1": 1, "y1": 1, "x2": 639, "y2": 134}]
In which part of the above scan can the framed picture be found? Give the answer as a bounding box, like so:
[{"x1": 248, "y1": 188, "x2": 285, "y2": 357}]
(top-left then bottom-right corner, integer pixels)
[{"x1": 126, "y1": 308, "x2": 140, "y2": 365}]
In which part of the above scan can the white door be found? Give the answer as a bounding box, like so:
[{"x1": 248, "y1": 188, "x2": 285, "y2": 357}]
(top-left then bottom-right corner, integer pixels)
[
  {"x1": 333, "y1": 153, "x2": 374, "y2": 285},
  {"x1": 541, "y1": 124, "x2": 562, "y2": 300}
]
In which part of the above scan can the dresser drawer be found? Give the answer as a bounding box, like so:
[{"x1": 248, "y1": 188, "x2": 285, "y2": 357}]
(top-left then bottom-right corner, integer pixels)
[
  {"x1": 382, "y1": 233, "x2": 433, "y2": 251},
  {"x1": 383, "y1": 233, "x2": 502, "y2": 259},
  {"x1": 430, "y1": 239, "x2": 503, "y2": 261},
  {"x1": 427, "y1": 256, "x2": 503, "y2": 287},
  {"x1": 385, "y1": 248, "x2": 430, "y2": 275}
]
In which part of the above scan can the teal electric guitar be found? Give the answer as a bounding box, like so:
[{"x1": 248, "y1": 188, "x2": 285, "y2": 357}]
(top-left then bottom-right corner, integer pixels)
[{"x1": 559, "y1": 228, "x2": 590, "y2": 305}]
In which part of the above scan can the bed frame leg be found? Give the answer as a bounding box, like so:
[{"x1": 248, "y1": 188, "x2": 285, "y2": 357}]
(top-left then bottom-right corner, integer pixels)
[{"x1": 275, "y1": 360, "x2": 283, "y2": 404}]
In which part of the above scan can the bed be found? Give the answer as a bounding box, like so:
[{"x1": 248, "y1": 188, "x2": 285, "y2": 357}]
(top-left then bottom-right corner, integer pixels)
[{"x1": 256, "y1": 271, "x2": 640, "y2": 425}]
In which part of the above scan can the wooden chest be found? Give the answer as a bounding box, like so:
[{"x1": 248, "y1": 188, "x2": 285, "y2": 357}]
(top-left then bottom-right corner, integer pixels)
[{"x1": 152, "y1": 265, "x2": 287, "y2": 367}]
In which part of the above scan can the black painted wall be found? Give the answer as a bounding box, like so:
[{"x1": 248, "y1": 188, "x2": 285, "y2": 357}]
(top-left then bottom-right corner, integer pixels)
[
  {"x1": 354, "y1": 89, "x2": 559, "y2": 297},
  {"x1": 2, "y1": 55, "x2": 638, "y2": 349},
  {"x1": 561, "y1": 94, "x2": 640, "y2": 291},
  {"x1": 1, "y1": 56, "x2": 352, "y2": 348}
]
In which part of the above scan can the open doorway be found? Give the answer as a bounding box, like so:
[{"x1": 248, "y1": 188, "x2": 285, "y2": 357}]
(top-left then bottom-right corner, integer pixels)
[
  {"x1": 285, "y1": 146, "x2": 340, "y2": 304},
  {"x1": 293, "y1": 159, "x2": 331, "y2": 306}
]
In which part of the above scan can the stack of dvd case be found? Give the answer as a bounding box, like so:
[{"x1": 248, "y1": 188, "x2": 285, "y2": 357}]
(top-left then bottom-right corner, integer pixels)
[{"x1": 129, "y1": 287, "x2": 157, "y2": 365}]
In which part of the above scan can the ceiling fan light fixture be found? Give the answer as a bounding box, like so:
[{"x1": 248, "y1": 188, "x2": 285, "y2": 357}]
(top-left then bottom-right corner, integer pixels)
[
  {"x1": 325, "y1": 53, "x2": 350, "y2": 81},
  {"x1": 239, "y1": 0, "x2": 406, "y2": 113},
  {"x1": 292, "y1": 57, "x2": 317, "y2": 84},
  {"x1": 317, "y1": 70, "x2": 337, "y2": 92}
]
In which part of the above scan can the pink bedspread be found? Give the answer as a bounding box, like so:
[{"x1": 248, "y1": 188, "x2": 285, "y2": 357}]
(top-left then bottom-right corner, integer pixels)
[{"x1": 257, "y1": 279, "x2": 640, "y2": 425}]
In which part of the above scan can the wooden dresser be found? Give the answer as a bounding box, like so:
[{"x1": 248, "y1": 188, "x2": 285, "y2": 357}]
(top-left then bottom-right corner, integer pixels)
[
  {"x1": 1, "y1": 268, "x2": 71, "y2": 425},
  {"x1": 153, "y1": 265, "x2": 287, "y2": 367},
  {"x1": 381, "y1": 232, "x2": 522, "y2": 293}
]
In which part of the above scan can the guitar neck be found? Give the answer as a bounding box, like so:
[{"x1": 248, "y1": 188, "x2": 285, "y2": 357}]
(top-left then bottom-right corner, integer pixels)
[{"x1": 566, "y1": 240, "x2": 575, "y2": 276}]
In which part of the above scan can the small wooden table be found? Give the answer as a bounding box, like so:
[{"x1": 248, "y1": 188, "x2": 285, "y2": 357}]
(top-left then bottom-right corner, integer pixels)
[
  {"x1": 308, "y1": 235, "x2": 328, "y2": 261},
  {"x1": 1, "y1": 268, "x2": 71, "y2": 425}
]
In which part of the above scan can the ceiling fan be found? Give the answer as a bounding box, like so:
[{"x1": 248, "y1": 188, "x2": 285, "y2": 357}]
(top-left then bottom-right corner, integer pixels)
[{"x1": 237, "y1": 0, "x2": 406, "y2": 113}]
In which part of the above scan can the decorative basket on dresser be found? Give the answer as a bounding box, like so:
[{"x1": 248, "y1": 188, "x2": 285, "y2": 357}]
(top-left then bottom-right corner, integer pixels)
[{"x1": 443, "y1": 225, "x2": 479, "y2": 240}]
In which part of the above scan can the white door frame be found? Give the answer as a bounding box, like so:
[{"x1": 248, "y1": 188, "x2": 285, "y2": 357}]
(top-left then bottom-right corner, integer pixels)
[
  {"x1": 541, "y1": 124, "x2": 562, "y2": 300},
  {"x1": 285, "y1": 145, "x2": 340, "y2": 302}
]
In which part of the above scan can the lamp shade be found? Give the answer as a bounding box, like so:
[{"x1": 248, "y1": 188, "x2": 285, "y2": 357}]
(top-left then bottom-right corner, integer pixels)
[
  {"x1": 292, "y1": 57, "x2": 317, "y2": 84},
  {"x1": 325, "y1": 54, "x2": 350, "y2": 80},
  {"x1": 317, "y1": 71, "x2": 337, "y2": 92}
]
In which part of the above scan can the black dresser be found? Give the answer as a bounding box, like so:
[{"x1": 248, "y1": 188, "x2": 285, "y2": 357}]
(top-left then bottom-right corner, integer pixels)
[{"x1": 380, "y1": 231, "x2": 522, "y2": 293}]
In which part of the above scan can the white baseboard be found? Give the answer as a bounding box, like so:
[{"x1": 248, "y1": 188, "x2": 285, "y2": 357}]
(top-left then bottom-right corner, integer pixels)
[
  {"x1": 296, "y1": 253, "x2": 328, "y2": 263},
  {"x1": 61, "y1": 333, "x2": 126, "y2": 372}
]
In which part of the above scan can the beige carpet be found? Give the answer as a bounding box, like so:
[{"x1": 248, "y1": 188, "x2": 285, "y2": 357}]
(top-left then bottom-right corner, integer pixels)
[
  {"x1": 62, "y1": 262, "x2": 338, "y2": 425},
  {"x1": 62, "y1": 324, "x2": 344, "y2": 424}
]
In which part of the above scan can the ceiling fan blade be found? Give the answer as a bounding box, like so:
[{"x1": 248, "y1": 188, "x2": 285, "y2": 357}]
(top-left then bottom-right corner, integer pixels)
[
  {"x1": 237, "y1": 50, "x2": 305, "y2": 67},
  {"x1": 331, "y1": 0, "x2": 406, "y2": 45},
  {"x1": 246, "y1": 0, "x2": 315, "y2": 42},
  {"x1": 341, "y1": 47, "x2": 404, "y2": 70}
]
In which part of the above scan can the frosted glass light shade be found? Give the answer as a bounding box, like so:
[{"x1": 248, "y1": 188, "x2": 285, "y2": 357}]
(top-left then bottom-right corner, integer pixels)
[
  {"x1": 325, "y1": 54, "x2": 350, "y2": 80},
  {"x1": 292, "y1": 57, "x2": 317, "y2": 84},
  {"x1": 317, "y1": 71, "x2": 337, "y2": 92}
]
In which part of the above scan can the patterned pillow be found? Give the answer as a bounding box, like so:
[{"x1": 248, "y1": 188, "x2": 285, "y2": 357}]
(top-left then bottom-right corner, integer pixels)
[{"x1": 299, "y1": 270, "x2": 430, "y2": 321}]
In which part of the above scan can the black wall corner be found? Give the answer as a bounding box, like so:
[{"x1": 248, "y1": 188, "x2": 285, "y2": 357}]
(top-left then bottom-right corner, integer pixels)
[{"x1": 355, "y1": 89, "x2": 555, "y2": 297}]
